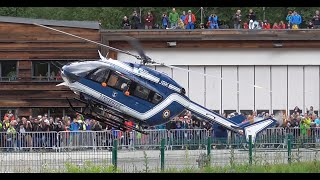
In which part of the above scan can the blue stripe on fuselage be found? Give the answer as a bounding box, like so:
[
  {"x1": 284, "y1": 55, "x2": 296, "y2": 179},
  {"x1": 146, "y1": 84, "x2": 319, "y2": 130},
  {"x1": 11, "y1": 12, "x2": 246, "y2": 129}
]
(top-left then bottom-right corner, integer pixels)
[{"x1": 145, "y1": 101, "x2": 185, "y2": 126}]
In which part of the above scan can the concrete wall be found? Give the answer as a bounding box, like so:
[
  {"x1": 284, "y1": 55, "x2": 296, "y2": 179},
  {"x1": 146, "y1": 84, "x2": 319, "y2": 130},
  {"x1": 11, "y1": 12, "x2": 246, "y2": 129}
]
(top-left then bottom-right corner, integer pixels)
[{"x1": 117, "y1": 49, "x2": 320, "y2": 115}]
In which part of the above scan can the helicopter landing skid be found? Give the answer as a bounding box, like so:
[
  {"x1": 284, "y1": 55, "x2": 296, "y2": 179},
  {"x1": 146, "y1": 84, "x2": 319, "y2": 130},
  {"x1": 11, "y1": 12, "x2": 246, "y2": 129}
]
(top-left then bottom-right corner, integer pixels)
[{"x1": 66, "y1": 97, "x2": 148, "y2": 135}]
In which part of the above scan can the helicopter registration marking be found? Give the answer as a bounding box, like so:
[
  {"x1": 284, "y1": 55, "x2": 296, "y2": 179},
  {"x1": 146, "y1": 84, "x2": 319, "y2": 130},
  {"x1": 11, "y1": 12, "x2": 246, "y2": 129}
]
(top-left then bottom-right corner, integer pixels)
[
  {"x1": 159, "y1": 80, "x2": 180, "y2": 92},
  {"x1": 99, "y1": 94, "x2": 121, "y2": 109},
  {"x1": 159, "y1": 80, "x2": 169, "y2": 87}
]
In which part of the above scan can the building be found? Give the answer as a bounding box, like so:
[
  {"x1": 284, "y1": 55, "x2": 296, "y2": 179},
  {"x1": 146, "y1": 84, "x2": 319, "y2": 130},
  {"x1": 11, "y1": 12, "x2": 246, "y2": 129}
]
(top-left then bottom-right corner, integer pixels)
[
  {"x1": 102, "y1": 29, "x2": 320, "y2": 116},
  {"x1": 1, "y1": 16, "x2": 320, "y2": 118},
  {"x1": 0, "y1": 16, "x2": 101, "y2": 118}
]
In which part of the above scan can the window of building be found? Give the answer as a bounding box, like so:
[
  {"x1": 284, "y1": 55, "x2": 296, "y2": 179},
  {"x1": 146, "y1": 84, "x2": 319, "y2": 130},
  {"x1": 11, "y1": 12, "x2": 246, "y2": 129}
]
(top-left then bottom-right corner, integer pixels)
[
  {"x1": 32, "y1": 61, "x2": 67, "y2": 81},
  {"x1": 49, "y1": 108, "x2": 64, "y2": 119},
  {"x1": 212, "y1": 110, "x2": 220, "y2": 114},
  {"x1": 273, "y1": 110, "x2": 286, "y2": 116},
  {"x1": 0, "y1": 61, "x2": 17, "y2": 81},
  {"x1": 32, "y1": 108, "x2": 50, "y2": 118},
  {"x1": 257, "y1": 110, "x2": 269, "y2": 115},
  {"x1": 0, "y1": 109, "x2": 16, "y2": 120},
  {"x1": 224, "y1": 110, "x2": 236, "y2": 116},
  {"x1": 240, "y1": 110, "x2": 253, "y2": 116}
]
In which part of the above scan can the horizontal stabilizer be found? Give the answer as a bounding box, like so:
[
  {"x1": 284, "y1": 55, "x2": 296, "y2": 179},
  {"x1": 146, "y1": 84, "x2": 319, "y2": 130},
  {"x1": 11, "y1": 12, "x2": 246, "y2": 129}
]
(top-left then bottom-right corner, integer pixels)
[
  {"x1": 229, "y1": 114, "x2": 247, "y2": 124},
  {"x1": 241, "y1": 118, "x2": 277, "y2": 143},
  {"x1": 56, "y1": 82, "x2": 68, "y2": 87}
]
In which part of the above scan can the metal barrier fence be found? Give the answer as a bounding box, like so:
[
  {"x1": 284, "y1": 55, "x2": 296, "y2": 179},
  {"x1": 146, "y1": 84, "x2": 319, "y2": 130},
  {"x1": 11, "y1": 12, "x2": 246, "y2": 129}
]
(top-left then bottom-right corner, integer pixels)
[
  {"x1": 1, "y1": 127, "x2": 320, "y2": 151},
  {"x1": 1, "y1": 127, "x2": 320, "y2": 172}
]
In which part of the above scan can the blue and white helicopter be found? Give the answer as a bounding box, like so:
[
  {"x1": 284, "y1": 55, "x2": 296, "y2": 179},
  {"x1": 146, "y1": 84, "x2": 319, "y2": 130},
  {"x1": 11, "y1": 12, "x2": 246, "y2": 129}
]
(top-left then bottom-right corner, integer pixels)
[{"x1": 35, "y1": 23, "x2": 276, "y2": 143}]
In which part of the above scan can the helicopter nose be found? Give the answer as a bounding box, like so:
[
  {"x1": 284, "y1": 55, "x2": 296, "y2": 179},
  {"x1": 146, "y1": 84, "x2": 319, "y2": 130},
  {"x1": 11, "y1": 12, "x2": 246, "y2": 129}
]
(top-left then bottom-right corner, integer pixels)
[{"x1": 61, "y1": 65, "x2": 80, "y2": 83}]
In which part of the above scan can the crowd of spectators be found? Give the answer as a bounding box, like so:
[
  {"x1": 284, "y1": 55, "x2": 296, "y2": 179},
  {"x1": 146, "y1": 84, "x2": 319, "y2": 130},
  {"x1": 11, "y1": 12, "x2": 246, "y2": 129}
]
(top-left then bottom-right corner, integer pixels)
[
  {"x1": 121, "y1": 8, "x2": 320, "y2": 30},
  {"x1": 0, "y1": 105, "x2": 319, "y2": 151}
]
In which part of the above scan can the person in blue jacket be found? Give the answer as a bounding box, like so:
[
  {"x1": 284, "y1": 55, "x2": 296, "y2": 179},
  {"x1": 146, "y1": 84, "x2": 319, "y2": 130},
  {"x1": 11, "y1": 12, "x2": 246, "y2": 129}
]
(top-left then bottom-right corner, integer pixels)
[
  {"x1": 208, "y1": 14, "x2": 219, "y2": 29},
  {"x1": 290, "y1": 11, "x2": 302, "y2": 29}
]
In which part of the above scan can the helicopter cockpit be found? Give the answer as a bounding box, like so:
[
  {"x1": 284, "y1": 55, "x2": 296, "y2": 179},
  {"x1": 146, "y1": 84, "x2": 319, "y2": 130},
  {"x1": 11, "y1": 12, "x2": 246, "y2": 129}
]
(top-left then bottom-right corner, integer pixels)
[{"x1": 86, "y1": 67, "x2": 163, "y2": 105}]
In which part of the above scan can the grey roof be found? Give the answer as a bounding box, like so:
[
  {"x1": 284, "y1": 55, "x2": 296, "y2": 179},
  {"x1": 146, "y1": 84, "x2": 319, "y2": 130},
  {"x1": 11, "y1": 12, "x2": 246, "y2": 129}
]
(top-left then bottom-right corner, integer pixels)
[{"x1": 0, "y1": 16, "x2": 100, "y2": 29}]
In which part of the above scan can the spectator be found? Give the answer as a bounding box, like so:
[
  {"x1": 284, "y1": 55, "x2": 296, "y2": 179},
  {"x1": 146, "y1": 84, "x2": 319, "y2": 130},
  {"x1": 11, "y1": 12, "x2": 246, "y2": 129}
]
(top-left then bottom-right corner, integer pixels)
[
  {"x1": 169, "y1": 8, "x2": 179, "y2": 29},
  {"x1": 185, "y1": 10, "x2": 196, "y2": 29},
  {"x1": 130, "y1": 11, "x2": 141, "y2": 29},
  {"x1": 243, "y1": 22, "x2": 249, "y2": 29},
  {"x1": 246, "y1": 9, "x2": 256, "y2": 29},
  {"x1": 233, "y1": 9, "x2": 242, "y2": 29},
  {"x1": 279, "y1": 21, "x2": 286, "y2": 29},
  {"x1": 294, "y1": 106, "x2": 301, "y2": 114},
  {"x1": 257, "y1": 20, "x2": 263, "y2": 29},
  {"x1": 122, "y1": 16, "x2": 131, "y2": 29},
  {"x1": 286, "y1": 11, "x2": 293, "y2": 29},
  {"x1": 272, "y1": 22, "x2": 280, "y2": 29},
  {"x1": 4, "y1": 110, "x2": 14, "y2": 121},
  {"x1": 306, "y1": 106, "x2": 314, "y2": 116},
  {"x1": 208, "y1": 14, "x2": 219, "y2": 29},
  {"x1": 307, "y1": 21, "x2": 314, "y2": 29},
  {"x1": 290, "y1": 11, "x2": 302, "y2": 29},
  {"x1": 262, "y1": 20, "x2": 271, "y2": 29},
  {"x1": 180, "y1": 11, "x2": 186, "y2": 28},
  {"x1": 177, "y1": 18, "x2": 185, "y2": 29},
  {"x1": 144, "y1": 11, "x2": 154, "y2": 29},
  {"x1": 315, "y1": 115, "x2": 320, "y2": 127},
  {"x1": 161, "y1": 12, "x2": 169, "y2": 29},
  {"x1": 312, "y1": 10, "x2": 320, "y2": 29},
  {"x1": 91, "y1": 120, "x2": 102, "y2": 131}
]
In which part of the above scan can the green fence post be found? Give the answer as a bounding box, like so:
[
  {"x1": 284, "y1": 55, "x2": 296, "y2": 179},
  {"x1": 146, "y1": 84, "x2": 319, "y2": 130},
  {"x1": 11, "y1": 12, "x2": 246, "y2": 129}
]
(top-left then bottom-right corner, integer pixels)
[
  {"x1": 207, "y1": 137, "x2": 211, "y2": 164},
  {"x1": 249, "y1": 135, "x2": 252, "y2": 166},
  {"x1": 160, "y1": 138, "x2": 165, "y2": 172},
  {"x1": 288, "y1": 134, "x2": 292, "y2": 164},
  {"x1": 112, "y1": 139, "x2": 118, "y2": 172}
]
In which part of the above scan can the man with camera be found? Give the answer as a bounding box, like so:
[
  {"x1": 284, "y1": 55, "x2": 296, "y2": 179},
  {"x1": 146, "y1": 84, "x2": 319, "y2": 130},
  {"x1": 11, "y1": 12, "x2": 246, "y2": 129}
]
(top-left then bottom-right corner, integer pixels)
[
  {"x1": 130, "y1": 11, "x2": 141, "y2": 29},
  {"x1": 161, "y1": 13, "x2": 169, "y2": 29},
  {"x1": 233, "y1": 10, "x2": 242, "y2": 29},
  {"x1": 208, "y1": 14, "x2": 219, "y2": 29}
]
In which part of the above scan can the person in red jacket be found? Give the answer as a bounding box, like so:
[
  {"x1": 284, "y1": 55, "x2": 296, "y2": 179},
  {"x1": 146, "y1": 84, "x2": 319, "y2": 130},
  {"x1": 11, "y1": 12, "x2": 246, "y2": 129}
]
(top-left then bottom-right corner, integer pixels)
[
  {"x1": 279, "y1": 21, "x2": 286, "y2": 29},
  {"x1": 144, "y1": 11, "x2": 154, "y2": 29},
  {"x1": 184, "y1": 10, "x2": 196, "y2": 29},
  {"x1": 243, "y1": 22, "x2": 249, "y2": 29},
  {"x1": 272, "y1": 22, "x2": 281, "y2": 29},
  {"x1": 262, "y1": 20, "x2": 270, "y2": 29}
]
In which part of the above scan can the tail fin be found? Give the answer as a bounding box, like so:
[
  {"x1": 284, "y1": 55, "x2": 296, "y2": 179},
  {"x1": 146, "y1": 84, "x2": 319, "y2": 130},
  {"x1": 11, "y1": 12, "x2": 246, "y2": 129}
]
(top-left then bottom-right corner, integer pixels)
[{"x1": 241, "y1": 118, "x2": 277, "y2": 143}]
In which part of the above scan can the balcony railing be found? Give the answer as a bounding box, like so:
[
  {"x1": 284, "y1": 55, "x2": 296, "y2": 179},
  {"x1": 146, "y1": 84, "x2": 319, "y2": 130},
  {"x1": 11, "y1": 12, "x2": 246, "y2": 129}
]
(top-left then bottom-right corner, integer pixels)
[
  {"x1": 32, "y1": 76, "x2": 63, "y2": 82},
  {"x1": 0, "y1": 76, "x2": 17, "y2": 82}
]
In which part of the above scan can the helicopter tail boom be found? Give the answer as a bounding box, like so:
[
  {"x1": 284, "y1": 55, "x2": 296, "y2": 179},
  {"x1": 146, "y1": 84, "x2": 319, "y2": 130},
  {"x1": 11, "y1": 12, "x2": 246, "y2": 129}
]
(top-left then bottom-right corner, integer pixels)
[{"x1": 184, "y1": 100, "x2": 276, "y2": 143}]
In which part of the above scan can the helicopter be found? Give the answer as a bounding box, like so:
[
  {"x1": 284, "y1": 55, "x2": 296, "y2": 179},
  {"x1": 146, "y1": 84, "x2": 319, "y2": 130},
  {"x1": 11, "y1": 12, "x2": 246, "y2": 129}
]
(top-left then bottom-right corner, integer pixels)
[{"x1": 34, "y1": 23, "x2": 277, "y2": 143}]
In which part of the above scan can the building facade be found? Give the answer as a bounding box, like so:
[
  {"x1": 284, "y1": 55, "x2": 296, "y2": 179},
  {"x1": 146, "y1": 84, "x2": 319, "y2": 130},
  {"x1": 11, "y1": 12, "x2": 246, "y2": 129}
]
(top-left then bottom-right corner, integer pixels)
[
  {"x1": 0, "y1": 16, "x2": 101, "y2": 118},
  {"x1": 102, "y1": 29, "x2": 320, "y2": 116},
  {"x1": 1, "y1": 16, "x2": 320, "y2": 118}
]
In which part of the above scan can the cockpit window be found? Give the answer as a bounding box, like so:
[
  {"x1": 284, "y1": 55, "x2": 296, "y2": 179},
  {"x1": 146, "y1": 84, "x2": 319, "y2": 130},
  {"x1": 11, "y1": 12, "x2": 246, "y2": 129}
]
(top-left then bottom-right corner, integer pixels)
[
  {"x1": 87, "y1": 68, "x2": 110, "y2": 83},
  {"x1": 152, "y1": 93, "x2": 162, "y2": 104},
  {"x1": 133, "y1": 84, "x2": 150, "y2": 100},
  {"x1": 107, "y1": 71, "x2": 130, "y2": 91}
]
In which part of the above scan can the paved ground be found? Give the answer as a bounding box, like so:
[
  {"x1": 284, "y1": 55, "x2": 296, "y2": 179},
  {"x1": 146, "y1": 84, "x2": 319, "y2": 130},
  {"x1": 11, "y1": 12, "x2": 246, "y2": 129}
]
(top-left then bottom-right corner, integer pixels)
[{"x1": 0, "y1": 148, "x2": 319, "y2": 172}]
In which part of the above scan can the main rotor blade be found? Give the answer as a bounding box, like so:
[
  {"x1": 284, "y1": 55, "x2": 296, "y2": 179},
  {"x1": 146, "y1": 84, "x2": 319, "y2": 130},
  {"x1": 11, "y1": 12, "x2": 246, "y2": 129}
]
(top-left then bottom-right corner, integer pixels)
[
  {"x1": 126, "y1": 37, "x2": 154, "y2": 64},
  {"x1": 156, "y1": 62, "x2": 267, "y2": 91},
  {"x1": 33, "y1": 23, "x2": 141, "y2": 60}
]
